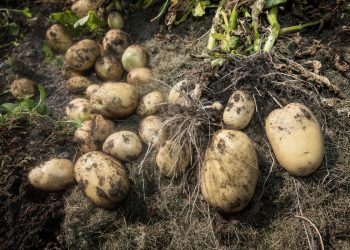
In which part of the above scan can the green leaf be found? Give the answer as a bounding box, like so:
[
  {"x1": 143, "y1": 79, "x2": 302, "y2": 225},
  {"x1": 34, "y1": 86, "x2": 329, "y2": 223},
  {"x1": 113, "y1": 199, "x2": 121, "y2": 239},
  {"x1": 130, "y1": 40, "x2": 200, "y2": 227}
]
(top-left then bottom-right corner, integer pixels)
[
  {"x1": 22, "y1": 7, "x2": 32, "y2": 18},
  {"x1": 74, "y1": 15, "x2": 90, "y2": 28},
  {"x1": 43, "y1": 43, "x2": 54, "y2": 63},
  {"x1": 265, "y1": 0, "x2": 287, "y2": 8},
  {"x1": 74, "y1": 11, "x2": 106, "y2": 30},
  {"x1": 211, "y1": 32, "x2": 227, "y2": 41},
  {"x1": 63, "y1": 119, "x2": 83, "y2": 128},
  {"x1": 50, "y1": 10, "x2": 80, "y2": 27},
  {"x1": 192, "y1": 1, "x2": 211, "y2": 17},
  {"x1": 0, "y1": 103, "x2": 18, "y2": 113}
]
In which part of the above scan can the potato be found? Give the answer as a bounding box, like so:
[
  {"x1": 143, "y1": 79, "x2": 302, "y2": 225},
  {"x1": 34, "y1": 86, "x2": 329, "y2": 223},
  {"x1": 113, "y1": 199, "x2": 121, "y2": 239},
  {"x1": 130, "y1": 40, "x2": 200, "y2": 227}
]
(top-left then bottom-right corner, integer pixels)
[
  {"x1": 90, "y1": 82, "x2": 138, "y2": 118},
  {"x1": 65, "y1": 39, "x2": 100, "y2": 71},
  {"x1": 137, "y1": 91, "x2": 164, "y2": 117},
  {"x1": 95, "y1": 55, "x2": 123, "y2": 81},
  {"x1": 62, "y1": 62, "x2": 83, "y2": 80},
  {"x1": 168, "y1": 80, "x2": 191, "y2": 107},
  {"x1": 265, "y1": 103, "x2": 324, "y2": 176},
  {"x1": 46, "y1": 24, "x2": 73, "y2": 53},
  {"x1": 155, "y1": 140, "x2": 190, "y2": 178},
  {"x1": 223, "y1": 90, "x2": 255, "y2": 130},
  {"x1": 122, "y1": 45, "x2": 147, "y2": 72},
  {"x1": 107, "y1": 11, "x2": 124, "y2": 29},
  {"x1": 66, "y1": 76, "x2": 93, "y2": 93},
  {"x1": 75, "y1": 151, "x2": 130, "y2": 208},
  {"x1": 127, "y1": 68, "x2": 152, "y2": 86},
  {"x1": 29, "y1": 158, "x2": 74, "y2": 191},
  {"x1": 10, "y1": 78, "x2": 35, "y2": 98},
  {"x1": 200, "y1": 129, "x2": 259, "y2": 213},
  {"x1": 103, "y1": 29, "x2": 130, "y2": 58},
  {"x1": 86, "y1": 84, "x2": 100, "y2": 99},
  {"x1": 66, "y1": 98, "x2": 91, "y2": 121},
  {"x1": 71, "y1": 0, "x2": 94, "y2": 17},
  {"x1": 74, "y1": 114, "x2": 115, "y2": 153},
  {"x1": 103, "y1": 131, "x2": 142, "y2": 161},
  {"x1": 138, "y1": 115, "x2": 165, "y2": 147}
]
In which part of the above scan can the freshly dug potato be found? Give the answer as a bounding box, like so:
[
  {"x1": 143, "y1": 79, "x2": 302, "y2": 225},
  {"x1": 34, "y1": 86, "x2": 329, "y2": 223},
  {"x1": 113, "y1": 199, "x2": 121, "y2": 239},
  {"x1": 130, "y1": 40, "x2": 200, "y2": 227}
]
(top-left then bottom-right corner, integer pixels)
[
  {"x1": 86, "y1": 84, "x2": 100, "y2": 99},
  {"x1": 155, "y1": 140, "x2": 190, "y2": 178},
  {"x1": 66, "y1": 98, "x2": 91, "y2": 121},
  {"x1": 103, "y1": 29, "x2": 130, "y2": 58},
  {"x1": 10, "y1": 78, "x2": 35, "y2": 98},
  {"x1": 200, "y1": 129, "x2": 259, "y2": 213},
  {"x1": 108, "y1": 11, "x2": 124, "y2": 29},
  {"x1": 139, "y1": 115, "x2": 165, "y2": 147},
  {"x1": 71, "y1": 0, "x2": 94, "y2": 17},
  {"x1": 137, "y1": 91, "x2": 164, "y2": 117},
  {"x1": 29, "y1": 158, "x2": 74, "y2": 191},
  {"x1": 265, "y1": 103, "x2": 324, "y2": 176},
  {"x1": 46, "y1": 24, "x2": 73, "y2": 53},
  {"x1": 90, "y1": 82, "x2": 138, "y2": 118},
  {"x1": 95, "y1": 55, "x2": 123, "y2": 81},
  {"x1": 103, "y1": 131, "x2": 142, "y2": 161},
  {"x1": 65, "y1": 39, "x2": 100, "y2": 71},
  {"x1": 168, "y1": 80, "x2": 191, "y2": 107},
  {"x1": 75, "y1": 151, "x2": 130, "y2": 208},
  {"x1": 127, "y1": 67, "x2": 152, "y2": 86},
  {"x1": 223, "y1": 90, "x2": 255, "y2": 130},
  {"x1": 62, "y1": 62, "x2": 83, "y2": 79},
  {"x1": 74, "y1": 114, "x2": 115, "y2": 153},
  {"x1": 122, "y1": 45, "x2": 147, "y2": 72},
  {"x1": 66, "y1": 76, "x2": 93, "y2": 93}
]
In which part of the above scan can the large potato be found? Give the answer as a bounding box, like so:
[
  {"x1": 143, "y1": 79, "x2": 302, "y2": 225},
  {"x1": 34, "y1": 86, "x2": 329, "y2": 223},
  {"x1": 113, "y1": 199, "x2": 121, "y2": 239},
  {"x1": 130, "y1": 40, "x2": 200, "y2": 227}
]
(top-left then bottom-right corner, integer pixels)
[
  {"x1": 66, "y1": 98, "x2": 91, "y2": 121},
  {"x1": 137, "y1": 91, "x2": 164, "y2": 117},
  {"x1": 66, "y1": 76, "x2": 93, "y2": 93},
  {"x1": 95, "y1": 55, "x2": 123, "y2": 81},
  {"x1": 71, "y1": 0, "x2": 94, "y2": 17},
  {"x1": 103, "y1": 29, "x2": 130, "y2": 58},
  {"x1": 138, "y1": 115, "x2": 165, "y2": 147},
  {"x1": 29, "y1": 158, "x2": 74, "y2": 191},
  {"x1": 75, "y1": 151, "x2": 130, "y2": 208},
  {"x1": 200, "y1": 130, "x2": 259, "y2": 213},
  {"x1": 10, "y1": 78, "x2": 35, "y2": 98},
  {"x1": 90, "y1": 82, "x2": 138, "y2": 118},
  {"x1": 46, "y1": 24, "x2": 73, "y2": 53},
  {"x1": 265, "y1": 103, "x2": 324, "y2": 176},
  {"x1": 65, "y1": 39, "x2": 100, "y2": 71},
  {"x1": 223, "y1": 90, "x2": 255, "y2": 130},
  {"x1": 85, "y1": 84, "x2": 100, "y2": 99}
]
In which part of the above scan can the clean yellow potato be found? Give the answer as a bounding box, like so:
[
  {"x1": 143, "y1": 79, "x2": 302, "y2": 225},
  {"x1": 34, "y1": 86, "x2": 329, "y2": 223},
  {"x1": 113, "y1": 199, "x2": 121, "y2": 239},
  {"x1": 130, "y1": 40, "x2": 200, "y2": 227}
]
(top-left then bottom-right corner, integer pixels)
[
  {"x1": 65, "y1": 39, "x2": 100, "y2": 71},
  {"x1": 90, "y1": 82, "x2": 138, "y2": 118},
  {"x1": 103, "y1": 29, "x2": 130, "y2": 58},
  {"x1": 71, "y1": 0, "x2": 95, "y2": 17},
  {"x1": 121, "y1": 45, "x2": 147, "y2": 72},
  {"x1": 46, "y1": 24, "x2": 73, "y2": 53},
  {"x1": 10, "y1": 78, "x2": 35, "y2": 98},
  {"x1": 265, "y1": 103, "x2": 324, "y2": 176},
  {"x1": 200, "y1": 129, "x2": 259, "y2": 213},
  {"x1": 74, "y1": 151, "x2": 130, "y2": 208},
  {"x1": 137, "y1": 91, "x2": 164, "y2": 117},
  {"x1": 107, "y1": 11, "x2": 124, "y2": 29},
  {"x1": 138, "y1": 115, "x2": 165, "y2": 147},
  {"x1": 155, "y1": 140, "x2": 190, "y2": 178},
  {"x1": 95, "y1": 55, "x2": 123, "y2": 81},
  {"x1": 168, "y1": 80, "x2": 191, "y2": 107},
  {"x1": 223, "y1": 90, "x2": 255, "y2": 130},
  {"x1": 66, "y1": 98, "x2": 91, "y2": 121},
  {"x1": 103, "y1": 131, "x2": 143, "y2": 161},
  {"x1": 85, "y1": 84, "x2": 100, "y2": 99},
  {"x1": 127, "y1": 68, "x2": 152, "y2": 86},
  {"x1": 29, "y1": 158, "x2": 74, "y2": 191},
  {"x1": 66, "y1": 76, "x2": 93, "y2": 93}
]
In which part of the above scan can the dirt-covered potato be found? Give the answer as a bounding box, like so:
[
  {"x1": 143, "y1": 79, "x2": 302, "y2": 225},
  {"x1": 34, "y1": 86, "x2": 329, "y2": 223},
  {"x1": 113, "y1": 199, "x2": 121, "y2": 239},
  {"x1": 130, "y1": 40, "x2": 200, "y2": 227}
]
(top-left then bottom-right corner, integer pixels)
[
  {"x1": 71, "y1": 0, "x2": 94, "y2": 17},
  {"x1": 122, "y1": 45, "x2": 147, "y2": 72},
  {"x1": 62, "y1": 62, "x2": 84, "y2": 80},
  {"x1": 74, "y1": 114, "x2": 115, "y2": 153},
  {"x1": 200, "y1": 129, "x2": 259, "y2": 213},
  {"x1": 168, "y1": 80, "x2": 191, "y2": 107},
  {"x1": 265, "y1": 103, "x2": 324, "y2": 176},
  {"x1": 86, "y1": 84, "x2": 100, "y2": 99},
  {"x1": 103, "y1": 131, "x2": 142, "y2": 161},
  {"x1": 155, "y1": 140, "x2": 190, "y2": 178},
  {"x1": 46, "y1": 24, "x2": 73, "y2": 53},
  {"x1": 223, "y1": 90, "x2": 255, "y2": 130},
  {"x1": 107, "y1": 11, "x2": 124, "y2": 29},
  {"x1": 95, "y1": 55, "x2": 123, "y2": 81},
  {"x1": 138, "y1": 115, "x2": 165, "y2": 147},
  {"x1": 10, "y1": 78, "x2": 35, "y2": 98},
  {"x1": 66, "y1": 98, "x2": 91, "y2": 121},
  {"x1": 65, "y1": 39, "x2": 100, "y2": 71},
  {"x1": 66, "y1": 76, "x2": 93, "y2": 93},
  {"x1": 127, "y1": 67, "x2": 152, "y2": 86},
  {"x1": 74, "y1": 151, "x2": 130, "y2": 208},
  {"x1": 137, "y1": 91, "x2": 164, "y2": 117},
  {"x1": 103, "y1": 29, "x2": 130, "y2": 58},
  {"x1": 90, "y1": 82, "x2": 138, "y2": 118},
  {"x1": 29, "y1": 158, "x2": 74, "y2": 191}
]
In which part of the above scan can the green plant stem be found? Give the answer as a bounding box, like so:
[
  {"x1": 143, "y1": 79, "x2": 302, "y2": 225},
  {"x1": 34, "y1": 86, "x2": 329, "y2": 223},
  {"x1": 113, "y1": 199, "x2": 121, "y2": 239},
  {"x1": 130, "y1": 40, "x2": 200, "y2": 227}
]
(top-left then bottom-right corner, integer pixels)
[
  {"x1": 251, "y1": 0, "x2": 265, "y2": 52},
  {"x1": 150, "y1": 0, "x2": 170, "y2": 22},
  {"x1": 280, "y1": 19, "x2": 322, "y2": 33},
  {"x1": 229, "y1": 8, "x2": 238, "y2": 30},
  {"x1": 207, "y1": 0, "x2": 227, "y2": 50},
  {"x1": 263, "y1": 6, "x2": 280, "y2": 52}
]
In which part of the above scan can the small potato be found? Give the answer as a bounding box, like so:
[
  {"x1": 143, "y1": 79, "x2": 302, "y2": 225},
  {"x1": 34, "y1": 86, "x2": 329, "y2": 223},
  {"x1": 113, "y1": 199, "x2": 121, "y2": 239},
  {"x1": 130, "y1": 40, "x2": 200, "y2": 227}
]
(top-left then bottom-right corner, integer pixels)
[
  {"x1": 127, "y1": 67, "x2": 152, "y2": 86},
  {"x1": 90, "y1": 82, "x2": 138, "y2": 118},
  {"x1": 65, "y1": 39, "x2": 100, "y2": 71},
  {"x1": 66, "y1": 76, "x2": 93, "y2": 93},
  {"x1": 168, "y1": 80, "x2": 191, "y2": 107},
  {"x1": 223, "y1": 90, "x2": 255, "y2": 130},
  {"x1": 75, "y1": 151, "x2": 130, "y2": 208},
  {"x1": 74, "y1": 114, "x2": 115, "y2": 153},
  {"x1": 103, "y1": 131, "x2": 142, "y2": 161},
  {"x1": 138, "y1": 115, "x2": 165, "y2": 147},
  {"x1": 86, "y1": 84, "x2": 100, "y2": 99},
  {"x1": 29, "y1": 158, "x2": 74, "y2": 191},
  {"x1": 265, "y1": 103, "x2": 324, "y2": 176},
  {"x1": 137, "y1": 91, "x2": 164, "y2": 117},
  {"x1": 108, "y1": 11, "x2": 124, "y2": 29},
  {"x1": 10, "y1": 78, "x2": 35, "y2": 98},
  {"x1": 46, "y1": 24, "x2": 73, "y2": 53},
  {"x1": 155, "y1": 140, "x2": 190, "y2": 178},
  {"x1": 122, "y1": 45, "x2": 147, "y2": 72},
  {"x1": 103, "y1": 29, "x2": 130, "y2": 58},
  {"x1": 95, "y1": 55, "x2": 123, "y2": 81},
  {"x1": 66, "y1": 98, "x2": 91, "y2": 121},
  {"x1": 71, "y1": 0, "x2": 95, "y2": 17}
]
